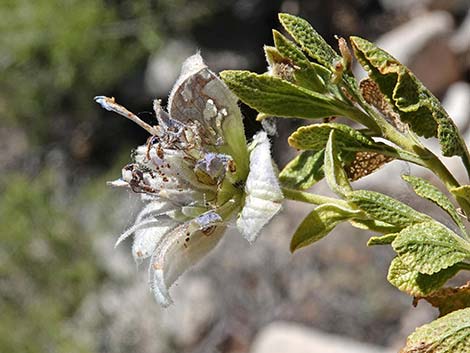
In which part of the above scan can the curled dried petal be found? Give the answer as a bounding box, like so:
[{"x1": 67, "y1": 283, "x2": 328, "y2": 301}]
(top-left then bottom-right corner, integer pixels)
[{"x1": 149, "y1": 223, "x2": 226, "y2": 307}]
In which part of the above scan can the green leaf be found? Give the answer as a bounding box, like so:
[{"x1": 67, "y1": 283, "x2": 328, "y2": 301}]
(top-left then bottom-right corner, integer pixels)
[
  {"x1": 350, "y1": 36, "x2": 434, "y2": 137},
  {"x1": 272, "y1": 30, "x2": 308, "y2": 67},
  {"x1": 434, "y1": 109, "x2": 469, "y2": 157},
  {"x1": 402, "y1": 308, "x2": 470, "y2": 353},
  {"x1": 278, "y1": 13, "x2": 341, "y2": 70},
  {"x1": 392, "y1": 221, "x2": 470, "y2": 275},
  {"x1": 279, "y1": 149, "x2": 325, "y2": 190},
  {"x1": 387, "y1": 257, "x2": 460, "y2": 297},
  {"x1": 324, "y1": 130, "x2": 352, "y2": 197},
  {"x1": 220, "y1": 70, "x2": 341, "y2": 120},
  {"x1": 264, "y1": 45, "x2": 285, "y2": 67},
  {"x1": 350, "y1": 218, "x2": 401, "y2": 234},
  {"x1": 402, "y1": 174, "x2": 467, "y2": 236},
  {"x1": 451, "y1": 185, "x2": 470, "y2": 204},
  {"x1": 272, "y1": 30, "x2": 329, "y2": 92},
  {"x1": 367, "y1": 233, "x2": 398, "y2": 246},
  {"x1": 290, "y1": 203, "x2": 361, "y2": 252},
  {"x1": 350, "y1": 36, "x2": 468, "y2": 158},
  {"x1": 419, "y1": 282, "x2": 470, "y2": 317},
  {"x1": 450, "y1": 185, "x2": 470, "y2": 218},
  {"x1": 348, "y1": 190, "x2": 430, "y2": 228},
  {"x1": 287, "y1": 124, "x2": 396, "y2": 184},
  {"x1": 288, "y1": 123, "x2": 374, "y2": 150},
  {"x1": 288, "y1": 124, "x2": 395, "y2": 182}
]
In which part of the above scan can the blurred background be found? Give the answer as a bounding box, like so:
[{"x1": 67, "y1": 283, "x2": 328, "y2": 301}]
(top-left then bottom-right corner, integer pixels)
[{"x1": 1, "y1": 1, "x2": 469, "y2": 352}]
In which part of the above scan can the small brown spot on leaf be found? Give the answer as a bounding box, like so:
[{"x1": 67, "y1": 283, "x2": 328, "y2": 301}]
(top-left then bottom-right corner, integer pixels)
[{"x1": 202, "y1": 226, "x2": 216, "y2": 236}]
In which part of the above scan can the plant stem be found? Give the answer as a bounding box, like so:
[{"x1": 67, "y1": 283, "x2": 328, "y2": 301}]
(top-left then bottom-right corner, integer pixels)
[
  {"x1": 393, "y1": 143, "x2": 470, "y2": 218},
  {"x1": 338, "y1": 104, "x2": 381, "y2": 133},
  {"x1": 282, "y1": 187, "x2": 349, "y2": 207},
  {"x1": 358, "y1": 101, "x2": 470, "y2": 216}
]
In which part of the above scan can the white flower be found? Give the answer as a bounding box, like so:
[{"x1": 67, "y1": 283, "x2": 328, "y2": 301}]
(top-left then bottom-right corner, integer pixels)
[{"x1": 95, "y1": 54, "x2": 283, "y2": 307}]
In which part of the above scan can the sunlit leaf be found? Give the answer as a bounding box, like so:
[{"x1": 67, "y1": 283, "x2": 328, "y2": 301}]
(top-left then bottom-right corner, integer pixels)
[
  {"x1": 402, "y1": 308, "x2": 470, "y2": 353},
  {"x1": 289, "y1": 124, "x2": 394, "y2": 181},
  {"x1": 220, "y1": 70, "x2": 341, "y2": 120},
  {"x1": 290, "y1": 203, "x2": 361, "y2": 252},
  {"x1": 348, "y1": 190, "x2": 430, "y2": 228},
  {"x1": 350, "y1": 218, "x2": 401, "y2": 234},
  {"x1": 351, "y1": 36, "x2": 468, "y2": 158},
  {"x1": 392, "y1": 221, "x2": 470, "y2": 275},
  {"x1": 288, "y1": 123, "x2": 374, "y2": 150},
  {"x1": 324, "y1": 130, "x2": 352, "y2": 197},
  {"x1": 403, "y1": 175, "x2": 467, "y2": 236},
  {"x1": 278, "y1": 13, "x2": 340, "y2": 70},
  {"x1": 387, "y1": 257, "x2": 460, "y2": 297},
  {"x1": 451, "y1": 185, "x2": 470, "y2": 204},
  {"x1": 272, "y1": 30, "x2": 329, "y2": 92},
  {"x1": 279, "y1": 149, "x2": 325, "y2": 190},
  {"x1": 367, "y1": 233, "x2": 398, "y2": 246}
]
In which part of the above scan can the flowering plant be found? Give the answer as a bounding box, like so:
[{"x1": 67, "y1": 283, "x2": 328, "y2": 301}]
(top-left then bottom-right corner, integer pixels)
[
  {"x1": 97, "y1": 13, "x2": 470, "y2": 351},
  {"x1": 95, "y1": 54, "x2": 283, "y2": 307},
  {"x1": 220, "y1": 13, "x2": 470, "y2": 353}
]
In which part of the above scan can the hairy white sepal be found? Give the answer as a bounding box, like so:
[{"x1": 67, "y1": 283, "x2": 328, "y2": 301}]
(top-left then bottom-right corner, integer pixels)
[{"x1": 237, "y1": 131, "x2": 283, "y2": 242}]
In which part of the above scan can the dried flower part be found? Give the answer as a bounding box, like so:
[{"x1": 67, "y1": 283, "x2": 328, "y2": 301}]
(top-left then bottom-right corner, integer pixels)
[
  {"x1": 264, "y1": 45, "x2": 297, "y2": 82},
  {"x1": 337, "y1": 37, "x2": 352, "y2": 72},
  {"x1": 360, "y1": 78, "x2": 407, "y2": 132},
  {"x1": 96, "y1": 54, "x2": 283, "y2": 306},
  {"x1": 322, "y1": 116, "x2": 336, "y2": 123},
  {"x1": 149, "y1": 216, "x2": 226, "y2": 307},
  {"x1": 330, "y1": 59, "x2": 344, "y2": 84},
  {"x1": 415, "y1": 281, "x2": 470, "y2": 317},
  {"x1": 346, "y1": 151, "x2": 394, "y2": 181}
]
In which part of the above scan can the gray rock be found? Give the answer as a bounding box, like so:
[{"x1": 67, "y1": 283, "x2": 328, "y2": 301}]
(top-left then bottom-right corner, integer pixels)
[
  {"x1": 200, "y1": 50, "x2": 250, "y2": 74},
  {"x1": 160, "y1": 275, "x2": 219, "y2": 346},
  {"x1": 145, "y1": 42, "x2": 249, "y2": 99},
  {"x1": 387, "y1": 301, "x2": 436, "y2": 350},
  {"x1": 354, "y1": 11, "x2": 459, "y2": 93},
  {"x1": 379, "y1": 0, "x2": 468, "y2": 13},
  {"x1": 379, "y1": 0, "x2": 430, "y2": 12},
  {"x1": 145, "y1": 40, "x2": 197, "y2": 97},
  {"x1": 250, "y1": 321, "x2": 395, "y2": 353},
  {"x1": 75, "y1": 275, "x2": 170, "y2": 353},
  {"x1": 450, "y1": 9, "x2": 470, "y2": 61},
  {"x1": 443, "y1": 81, "x2": 470, "y2": 132},
  {"x1": 377, "y1": 11, "x2": 454, "y2": 66}
]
